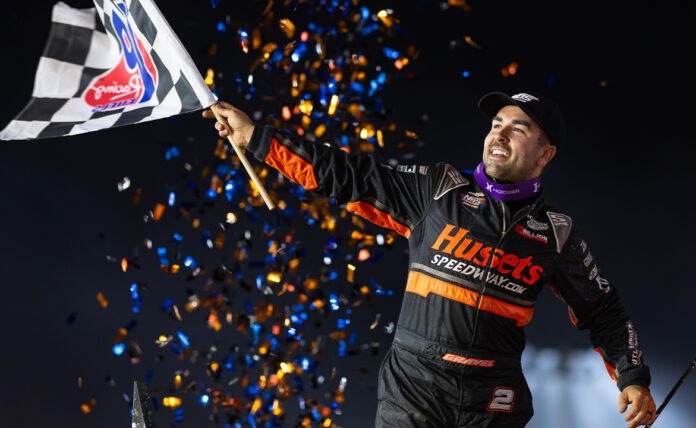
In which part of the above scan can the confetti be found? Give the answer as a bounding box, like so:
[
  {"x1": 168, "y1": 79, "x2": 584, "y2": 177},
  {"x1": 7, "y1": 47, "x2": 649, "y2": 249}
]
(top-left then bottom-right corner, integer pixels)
[
  {"x1": 96, "y1": 292, "x2": 108, "y2": 309},
  {"x1": 86, "y1": 2, "x2": 424, "y2": 425}
]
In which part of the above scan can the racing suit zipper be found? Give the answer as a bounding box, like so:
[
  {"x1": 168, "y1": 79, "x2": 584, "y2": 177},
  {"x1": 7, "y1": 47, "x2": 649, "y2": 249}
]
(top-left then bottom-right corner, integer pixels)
[{"x1": 466, "y1": 199, "x2": 535, "y2": 356}]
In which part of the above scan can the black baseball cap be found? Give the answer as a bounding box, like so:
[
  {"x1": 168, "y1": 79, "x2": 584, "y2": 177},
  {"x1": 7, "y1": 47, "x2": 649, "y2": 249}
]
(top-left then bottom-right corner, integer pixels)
[{"x1": 478, "y1": 91, "x2": 565, "y2": 146}]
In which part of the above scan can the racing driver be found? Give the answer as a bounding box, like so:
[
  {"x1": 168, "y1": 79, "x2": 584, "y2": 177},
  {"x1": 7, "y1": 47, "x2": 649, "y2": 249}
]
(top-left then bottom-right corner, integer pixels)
[{"x1": 203, "y1": 91, "x2": 657, "y2": 428}]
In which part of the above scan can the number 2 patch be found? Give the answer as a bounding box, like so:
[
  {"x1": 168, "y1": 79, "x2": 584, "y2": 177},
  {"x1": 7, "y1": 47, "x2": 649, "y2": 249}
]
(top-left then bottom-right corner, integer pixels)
[{"x1": 487, "y1": 387, "x2": 515, "y2": 412}]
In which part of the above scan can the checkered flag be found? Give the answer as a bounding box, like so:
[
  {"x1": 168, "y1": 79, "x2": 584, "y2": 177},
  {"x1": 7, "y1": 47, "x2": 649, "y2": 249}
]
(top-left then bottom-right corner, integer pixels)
[{"x1": 0, "y1": 0, "x2": 216, "y2": 140}]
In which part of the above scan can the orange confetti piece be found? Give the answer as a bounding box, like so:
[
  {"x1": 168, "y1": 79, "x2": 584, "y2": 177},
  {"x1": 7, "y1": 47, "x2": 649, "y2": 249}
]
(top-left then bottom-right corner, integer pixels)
[
  {"x1": 162, "y1": 397, "x2": 182, "y2": 408},
  {"x1": 132, "y1": 188, "x2": 142, "y2": 205},
  {"x1": 267, "y1": 272, "x2": 282, "y2": 283},
  {"x1": 120, "y1": 258, "x2": 128, "y2": 272},
  {"x1": 347, "y1": 264, "x2": 356, "y2": 283},
  {"x1": 328, "y1": 95, "x2": 339, "y2": 115},
  {"x1": 96, "y1": 292, "x2": 108, "y2": 308},
  {"x1": 113, "y1": 327, "x2": 127, "y2": 344},
  {"x1": 282, "y1": 105, "x2": 292, "y2": 120},
  {"x1": 204, "y1": 68, "x2": 214, "y2": 87},
  {"x1": 152, "y1": 203, "x2": 165, "y2": 221},
  {"x1": 251, "y1": 397, "x2": 262, "y2": 413},
  {"x1": 448, "y1": 0, "x2": 472, "y2": 11},
  {"x1": 279, "y1": 18, "x2": 296, "y2": 38},
  {"x1": 358, "y1": 249, "x2": 370, "y2": 261},
  {"x1": 80, "y1": 398, "x2": 96, "y2": 414}
]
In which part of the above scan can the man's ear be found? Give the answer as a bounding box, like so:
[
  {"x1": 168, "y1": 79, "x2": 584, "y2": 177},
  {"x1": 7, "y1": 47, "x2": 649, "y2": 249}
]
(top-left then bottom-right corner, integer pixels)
[{"x1": 538, "y1": 144, "x2": 557, "y2": 167}]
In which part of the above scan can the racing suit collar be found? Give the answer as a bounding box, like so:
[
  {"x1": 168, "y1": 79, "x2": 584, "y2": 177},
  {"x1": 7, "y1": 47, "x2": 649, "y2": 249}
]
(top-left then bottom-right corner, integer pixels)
[{"x1": 473, "y1": 162, "x2": 542, "y2": 201}]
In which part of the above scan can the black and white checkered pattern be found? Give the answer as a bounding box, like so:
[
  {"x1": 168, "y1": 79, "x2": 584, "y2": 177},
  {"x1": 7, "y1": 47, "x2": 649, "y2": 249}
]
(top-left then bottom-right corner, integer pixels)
[{"x1": 0, "y1": 0, "x2": 215, "y2": 140}]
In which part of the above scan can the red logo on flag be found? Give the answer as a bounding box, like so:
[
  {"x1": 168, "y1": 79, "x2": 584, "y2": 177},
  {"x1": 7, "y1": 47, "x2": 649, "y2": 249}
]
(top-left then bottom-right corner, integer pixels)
[{"x1": 84, "y1": 2, "x2": 157, "y2": 112}]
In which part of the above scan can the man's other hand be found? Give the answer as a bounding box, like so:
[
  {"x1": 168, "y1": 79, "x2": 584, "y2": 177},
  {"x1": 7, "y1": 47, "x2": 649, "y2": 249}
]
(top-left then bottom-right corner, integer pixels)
[
  {"x1": 202, "y1": 101, "x2": 255, "y2": 148},
  {"x1": 619, "y1": 385, "x2": 656, "y2": 428}
]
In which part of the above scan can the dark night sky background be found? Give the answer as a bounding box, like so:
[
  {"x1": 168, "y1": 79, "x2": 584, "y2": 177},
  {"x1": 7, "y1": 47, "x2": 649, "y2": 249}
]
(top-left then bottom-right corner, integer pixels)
[{"x1": 1, "y1": 0, "x2": 695, "y2": 427}]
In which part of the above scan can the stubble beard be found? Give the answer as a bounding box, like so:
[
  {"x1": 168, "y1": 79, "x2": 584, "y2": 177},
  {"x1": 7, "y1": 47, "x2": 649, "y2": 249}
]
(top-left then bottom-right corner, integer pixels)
[{"x1": 483, "y1": 157, "x2": 522, "y2": 184}]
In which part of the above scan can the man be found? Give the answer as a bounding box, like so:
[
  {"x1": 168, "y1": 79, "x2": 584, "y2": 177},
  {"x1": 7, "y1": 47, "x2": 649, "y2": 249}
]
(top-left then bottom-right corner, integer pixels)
[{"x1": 203, "y1": 91, "x2": 656, "y2": 428}]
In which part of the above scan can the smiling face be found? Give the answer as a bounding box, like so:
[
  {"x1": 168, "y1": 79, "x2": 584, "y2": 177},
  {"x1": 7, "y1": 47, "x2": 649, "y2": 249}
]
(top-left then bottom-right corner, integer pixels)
[{"x1": 482, "y1": 105, "x2": 556, "y2": 183}]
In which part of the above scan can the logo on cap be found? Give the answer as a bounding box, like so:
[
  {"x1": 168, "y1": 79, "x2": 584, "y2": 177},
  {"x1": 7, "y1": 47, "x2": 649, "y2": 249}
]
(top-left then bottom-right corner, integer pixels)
[{"x1": 512, "y1": 93, "x2": 539, "y2": 103}]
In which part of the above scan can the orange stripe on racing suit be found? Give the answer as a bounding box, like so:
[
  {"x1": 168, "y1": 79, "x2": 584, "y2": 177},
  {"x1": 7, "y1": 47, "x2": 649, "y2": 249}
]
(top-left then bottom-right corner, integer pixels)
[
  {"x1": 594, "y1": 347, "x2": 618, "y2": 382},
  {"x1": 405, "y1": 270, "x2": 533, "y2": 326},
  {"x1": 264, "y1": 138, "x2": 318, "y2": 190},
  {"x1": 346, "y1": 201, "x2": 411, "y2": 238},
  {"x1": 548, "y1": 283, "x2": 579, "y2": 326}
]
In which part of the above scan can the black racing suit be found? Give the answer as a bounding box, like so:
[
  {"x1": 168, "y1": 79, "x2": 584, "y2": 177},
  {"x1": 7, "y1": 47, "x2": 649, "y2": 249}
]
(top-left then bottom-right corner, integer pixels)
[{"x1": 246, "y1": 125, "x2": 651, "y2": 427}]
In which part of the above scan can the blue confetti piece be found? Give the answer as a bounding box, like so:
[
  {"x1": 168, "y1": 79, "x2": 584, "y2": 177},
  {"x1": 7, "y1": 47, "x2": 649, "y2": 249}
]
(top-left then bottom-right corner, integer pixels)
[
  {"x1": 349, "y1": 330, "x2": 357, "y2": 344},
  {"x1": 206, "y1": 188, "x2": 217, "y2": 199},
  {"x1": 245, "y1": 354, "x2": 255, "y2": 368},
  {"x1": 217, "y1": 22, "x2": 226, "y2": 31},
  {"x1": 168, "y1": 191, "x2": 175, "y2": 206},
  {"x1": 383, "y1": 47, "x2": 400, "y2": 59},
  {"x1": 125, "y1": 319, "x2": 138, "y2": 331},
  {"x1": 161, "y1": 297, "x2": 173, "y2": 311},
  {"x1": 173, "y1": 233, "x2": 183, "y2": 243},
  {"x1": 174, "y1": 406, "x2": 183, "y2": 422},
  {"x1": 360, "y1": 22, "x2": 379, "y2": 36},
  {"x1": 144, "y1": 368, "x2": 154, "y2": 384},
  {"x1": 462, "y1": 71, "x2": 470, "y2": 78},
  {"x1": 184, "y1": 256, "x2": 196, "y2": 267},
  {"x1": 199, "y1": 394, "x2": 210, "y2": 405},
  {"x1": 165, "y1": 147, "x2": 180, "y2": 160},
  {"x1": 112, "y1": 343, "x2": 125, "y2": 355},
  {"x1": 210, "y1": 0, "x2": 222, "y2": 7},
  {"x1": 361, "y1": 6, "x2": 370, "y2": 20},
  {"x1": 177, "y1": 331, "x2": 190, "y2": 348},
  {"x1": 329, "y1": 294, "x2": 339, "y2": 311},
  {"x1": 157, "y1": 248, "x2": 169, "y2": 266},
  {"x1": 350, "y1": 81, "x2": 365, "y2": 93},
  {"x1": 225, "y1": 354, "x2": 235, "y2": 372},
  {"x1": 301, "y1": 357, "x2": 310, "y2": 371},
  {"x1": 171, "y1": 343, "x2": 183, "y2": 355},
  {"x1": 252, "y1": 323, "x2": 261, "y2": 341},
  {"x1": 130, "y1": 283, "x2": 139, "y2": 300},
  {"x1": 66, "y1": 312, "x2": 77, "y2": 325},
  {"x1": 338, "y1": 340, "x2": 346, "y2": 357}
]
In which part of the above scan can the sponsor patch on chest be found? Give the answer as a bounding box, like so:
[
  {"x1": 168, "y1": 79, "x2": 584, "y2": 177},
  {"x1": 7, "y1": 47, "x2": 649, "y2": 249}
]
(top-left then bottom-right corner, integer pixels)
[
  {"x1": 460, "y1": 192, "x2": 487, "y2": 209},
  {"x1": 525, "y1": 216, "x2": 549, "y2": 230},
  {"x1": 513, "y1": 224, "x2": 548, "y2": 244}
]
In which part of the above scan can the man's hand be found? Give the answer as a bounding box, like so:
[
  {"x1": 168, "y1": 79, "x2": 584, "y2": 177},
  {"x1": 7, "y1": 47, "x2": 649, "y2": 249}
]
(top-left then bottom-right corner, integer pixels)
[
  {"x1": 619, "y1": 385, "x2": 656, "y2": 428},
  {"x1": 202, "y1": 101, "x2": 255, "y2": 149}
]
